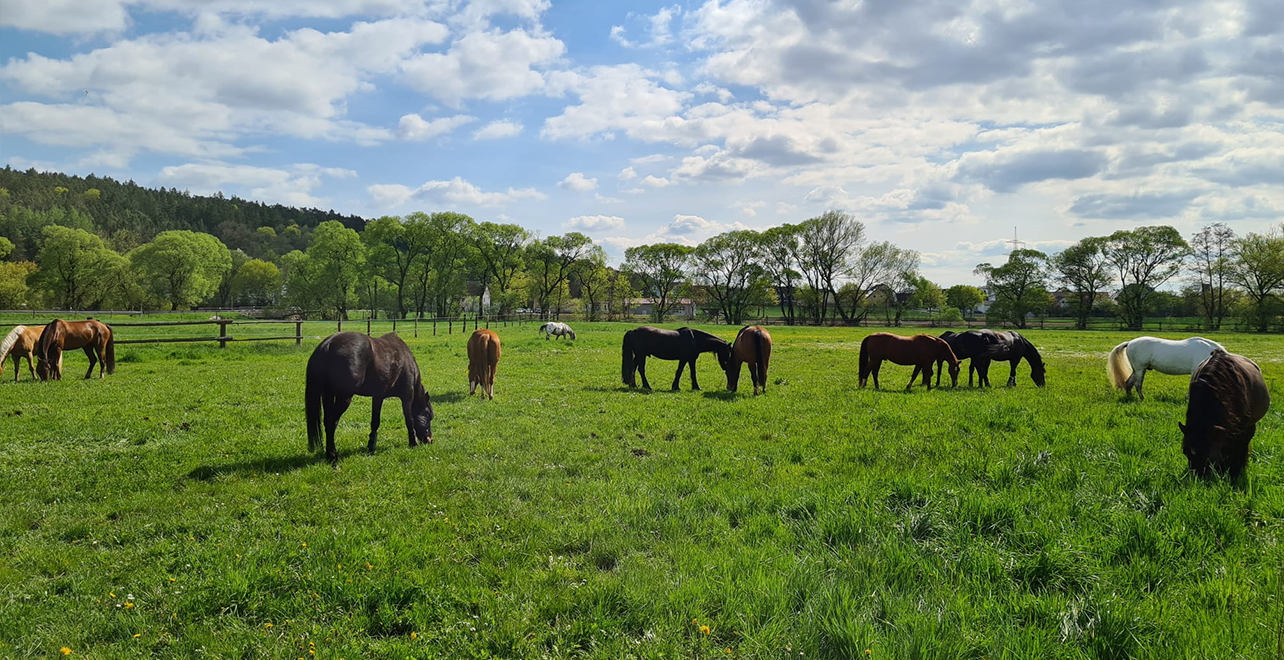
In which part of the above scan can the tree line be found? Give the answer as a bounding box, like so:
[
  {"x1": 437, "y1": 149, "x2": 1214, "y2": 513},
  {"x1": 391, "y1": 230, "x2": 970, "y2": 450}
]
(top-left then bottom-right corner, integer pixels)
[{"x1": 1, "y1": 169, "x2": 1282, "y2": 331}]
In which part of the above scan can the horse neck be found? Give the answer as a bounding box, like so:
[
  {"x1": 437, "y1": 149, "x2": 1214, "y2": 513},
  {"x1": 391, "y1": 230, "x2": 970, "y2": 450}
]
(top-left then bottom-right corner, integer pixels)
[{"x1": 1021, "y1": 339, "x2": 1043, "y2": 368}]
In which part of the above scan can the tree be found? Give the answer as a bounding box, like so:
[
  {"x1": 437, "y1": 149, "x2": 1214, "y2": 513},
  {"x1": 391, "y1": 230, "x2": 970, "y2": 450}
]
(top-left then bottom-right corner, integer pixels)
[
  {"x1": 908, "y1": 274, "x2": 944, "y2": 318},
  {"x1": 975, "y1": 249, "x2": 1048, "y2": 328},
  {"x1": 0, "y1": 260, "x2": 37, "y2": 309},
  {"x1": 215, "y1": 250, "x2": 250, "y2": 307},
  {"x1": 1228, "y1": 228, "x2": 1284, "y2": 332},
  {"x1": 757, "y1": 225, "x2": 802, "y2": 324},
  {"x1": 527, "y1": 232, "x2": 593, "y2": 319},
  {"x1": 364, "y1": 213, "x2": 436, "y2": 319},
  {"x1": 232, "y1": 259, "x2": 282, "y2": 306},
  {"x1": 306, "y1": 221, "x2": 366, "y2": 319},
  {"x1": 606, "y1": 270, "x2": 638, "y2": 320},
  {"x1": 796, "y1": 210, "x2": 865, "y2": 322},
  {"x1": 945, "y1": 285, "x2": 984, "y2": 319},
  {"x1": 32, "y1": 226, "x2": 125, "y2": 309},
  {"x1": 472, "y1": 222, "x2": 528, "y2": 312},
  {"x1": 0, "y1": 236, "x2": 13, "y2": 260},
  {"x1": 1052, "y1": 237, "x2": 1113, "y2": 329},
  {"x1": 693, "y1": 229, "x2": 769, "y2": 325},
  {"x1": 623, "y1": 243, "x2": 692, "y2": 321},
  {"x1": 1104, "y1": 226, "x2": 1189, "y2": 330},
  {"x1": 282, "y1": 250, "x2": 325, "y2": 315},
  {"x1": 839, "y1": 241, "x2": 917, "y2": 323},
  {"x1": 1188, "y1": 223, "x2": 1235, "y2": 330},
  {"x1": 130, "y1": 230, "x2": 233, "y2": 310},
  {"x1": 577, "y1": 254, "x2": 611, "y2": 321}
]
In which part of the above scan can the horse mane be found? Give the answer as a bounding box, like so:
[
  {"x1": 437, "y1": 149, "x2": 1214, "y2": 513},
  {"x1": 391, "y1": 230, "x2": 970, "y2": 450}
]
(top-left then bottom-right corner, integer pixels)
[
  {"x1": 35, "y1": 319, "x2": 64, "y2": 359},
  {"x1": 933, "y1": 335, "x2": 960, "y2": 364},
  {"x1": 0, "y1": 326, "x2": 26, "y2": 361},
  {"x1": 1190, "y1": 350, "x2": 1247, "y2": 432},
  {"x1": 683, "y1": 327, "x2": 729, "y2": 345},
  {"x1": 1018, "y1": 334, "x2": 1044, "y2": 369}
]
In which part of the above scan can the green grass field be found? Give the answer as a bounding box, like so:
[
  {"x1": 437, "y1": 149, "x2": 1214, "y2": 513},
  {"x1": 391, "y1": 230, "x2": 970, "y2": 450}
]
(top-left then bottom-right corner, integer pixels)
[{"x1": 2, "y1": 323, "x2": 1282, "y2": 659}]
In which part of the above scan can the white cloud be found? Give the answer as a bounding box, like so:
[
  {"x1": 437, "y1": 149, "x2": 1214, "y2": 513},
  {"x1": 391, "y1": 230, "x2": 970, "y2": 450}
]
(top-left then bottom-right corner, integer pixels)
[
  {"x1": 397, "y1": 113, "x2": 476, "y2": 140},
  {"x1": 565, "y1": 215, "x2": 626, "y2": 231},
  {"x1": 609, "y1": 25, "x2": 633, "y2": 47},
  {"x1": 401, "y1": 28, "x2": 565, "y2": 106},
  {"x1": 542, "y1": 64, "x2": 692, "y2": 141},
  {"x1": 648, "y1": 5, "x2": 681, "y2": 46},
  {"x1": 368, "y1": 176, "x2": 544, "y2": 208},
  {"x1": 0, "y1": 0, "x2": 129, "y2": 35},
  {"x1": 558, "y1": 172, "x2": 598, "y2": 192},
  {"x1": 472, "y1": 120, "x2": 524, "y2": 140},
  {"x1": 618, "y1": 166, "x2": 637, "y2": 181},
  {"x1": 158, "y1": 161, "x2": 355, "y2": 207},
  {"x1": 641, "y1": 175, "x2": 671, "y2": 188},
  {"x1": 594, "y1": 193, "x2": 623, "y2": 203}
]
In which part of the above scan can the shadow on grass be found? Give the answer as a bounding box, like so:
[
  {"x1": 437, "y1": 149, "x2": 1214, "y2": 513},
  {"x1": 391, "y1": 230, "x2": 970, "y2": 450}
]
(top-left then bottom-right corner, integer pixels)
[
  {"x1": 186, "y1": 447, "x2": 368, "y2": 479},
  {"x1": 431, "y1": 391, "x2": 469, "y2": 404}
]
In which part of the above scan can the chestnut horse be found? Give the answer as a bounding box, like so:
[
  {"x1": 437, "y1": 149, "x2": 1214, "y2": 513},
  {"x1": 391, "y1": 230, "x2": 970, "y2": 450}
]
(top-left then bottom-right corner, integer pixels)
[
  {"x1": 1, "y1": 325, "x2": 44, "y2": 382},
  {"x1": 468, "y1": 328, "x2": 501, "y2": 399},
  {"x1": 306, "y1": 331, "x2": 434, "y2": 464},
  {"x1": 726, "y1": 325, "x2": 772, "y2": 395},
  {"x1": 858, "y1": 332, "x2": 959, "y2": 391},
  {"x1": 35, "y1": 319, "x2": 115, "y2": 380},
  {"x1": 1180, "y1": 349, "x2": 1270, "y2": 479}
]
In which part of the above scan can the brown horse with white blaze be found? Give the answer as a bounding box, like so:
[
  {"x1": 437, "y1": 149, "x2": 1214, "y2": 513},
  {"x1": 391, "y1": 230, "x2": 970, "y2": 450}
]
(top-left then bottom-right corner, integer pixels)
[
  {"x1": 726, "y1": 325, "x2": 772, "y2": 394},
  {"x1": 1, "y1": 325, "x2": 44, "y2": 382},
  {"x1": 35, "y1": 319, "x2": 115, "y2": 380},
  {"x1": 858, "y1": 332, "x2": 959, "y2": 391},
  {"x1": 468, "y1": 328, "x2": 501, "y2": 399}
]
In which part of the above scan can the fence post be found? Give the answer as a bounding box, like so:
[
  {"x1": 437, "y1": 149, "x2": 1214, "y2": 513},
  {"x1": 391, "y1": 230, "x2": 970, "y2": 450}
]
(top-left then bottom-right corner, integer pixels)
[
  {"x1": 433, "y1": 319, "x2": 437, "y2": 336},
  {"x1": 295, "y1": 321, "x2": 302, "y2": 346},
  {"x1": 218, "y1": 321, "x2": 229, "y2": 349},
  {"x1": 448, "y1": 319, "x2": 452, "y2": 335},
  {"x1": 367, "y1": 318, "x2": 371, "y2": 336},
  {"x1": 392, "y1": 318, "x2": 397, "y2": 334},
  {"x1": 338, "y1": 319, "x2": 342, "y2": 333},
  {"x1": 414, "y1": 317, "x2": 418, "y2": 338}
]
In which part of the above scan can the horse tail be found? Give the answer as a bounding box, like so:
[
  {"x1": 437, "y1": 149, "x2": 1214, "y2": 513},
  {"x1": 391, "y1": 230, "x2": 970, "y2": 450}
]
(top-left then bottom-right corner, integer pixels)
[
  {"x1": 621, "y1": 331, "x2": 636, "y2": 386},
  {"x1": 104, "y1": 325, "x2": 116, "y2": 375},
  {"x1": 0, "y1": 326, "x2": 25, "y2": 371},
  {"x1": 860, "y1": 336, "x2": 870, "y2": 378},
  {"x1": 1107, "y1": 341, "x2": 1132, "y2": 389},
  {"x1": 305, "y1": 353, "x2": 323, "y2": 452},
  {"x1": 754, "y1": 327, "x2": 769, "y2": 378}
]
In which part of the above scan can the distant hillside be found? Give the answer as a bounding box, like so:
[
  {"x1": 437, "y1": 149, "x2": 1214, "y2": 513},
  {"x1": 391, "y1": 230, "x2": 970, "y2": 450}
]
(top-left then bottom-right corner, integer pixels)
[{"x1": 0, "y1": 167, "x2": 368, "y2": 261}]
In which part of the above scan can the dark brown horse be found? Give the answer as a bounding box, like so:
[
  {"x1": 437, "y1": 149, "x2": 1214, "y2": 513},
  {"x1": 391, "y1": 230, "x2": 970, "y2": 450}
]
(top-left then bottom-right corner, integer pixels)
[
  {"x1": 306, "y1": 332, "x2": 433, "y2": 464},
  {"x1": 726, "y1": 325, "x2": 772, "y2": 394},
  {"x1": 35, "y1": 319, "x2": 115, "y2": 380},
  {"x1": 467, "y1": 328, "x2": 501, "y2": 400},
  {"x1": 859, "y1": 332, "x2": 959, "y2": 391},
  {"x1": 1179, "y1": 349, "x2": 1269, "y2": 479},
  {"x1": 937, "y1": 329, "x2": 1045, "y2": 388},
  {"x1": 622, "y1": 326, "x2": 730, "y2": 391}
]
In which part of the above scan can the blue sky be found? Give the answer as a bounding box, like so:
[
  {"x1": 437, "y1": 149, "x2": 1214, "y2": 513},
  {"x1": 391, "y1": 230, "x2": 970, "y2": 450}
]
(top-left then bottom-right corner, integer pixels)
[{"x1": 3, "y1": 0, "x2": 1283, "y2": 284}]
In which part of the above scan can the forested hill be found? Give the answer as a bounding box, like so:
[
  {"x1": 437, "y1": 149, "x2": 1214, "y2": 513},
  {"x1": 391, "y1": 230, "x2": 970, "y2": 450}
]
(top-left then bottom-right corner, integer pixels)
[{"x1": 0, "y1": 167, "x2": 367, "y2": 261}]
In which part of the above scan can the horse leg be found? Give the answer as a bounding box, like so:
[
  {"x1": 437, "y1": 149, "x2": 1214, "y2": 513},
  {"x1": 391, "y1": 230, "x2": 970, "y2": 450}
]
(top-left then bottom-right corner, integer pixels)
[
  {"x1": 402, "y1": 397, "x2": 417, "y2": 448},
  {"x1": 872, "y1": 361, "x2": 882, "y2": 390},
  {"x1": 924, "y1": 363, "x2": 934, "y2": 391},
  {"x1": 487, "y1": 363, "x2": 496, "y2": 400},
  {"x1": 1134, "y1": 371, "x2": 1145, "y2": 401},
  {"x1": 83, "y1": 346, "x2": 97, "y2": 380},
  {"x1": 638, "y1": 356, "x2": 652, "y2": 390},
  {"x1": 751, "y1": 362, "x2": 763, "y2": 395},
  {"x1": 906, "y1": 365, "x2": 921, "y2": 391},
  {"x1": 323, "y1": 395, "x2": 351, "y2": 464},
  {"x1": 368, "y1": 397, "x2": 383, "y2": 454},
  {"x1": 671, "y1": 360, "x2": 685, "y2": 391},
  {"x1": 1007, "y1": 360, "x2": 1018, "y2": 387},
  {"x1": 690, "y1": 359, "x2": 700, "y2": 391}
]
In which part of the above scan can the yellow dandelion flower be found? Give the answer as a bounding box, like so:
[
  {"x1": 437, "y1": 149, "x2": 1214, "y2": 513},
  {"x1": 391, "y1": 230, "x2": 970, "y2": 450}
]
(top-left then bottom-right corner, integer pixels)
[
  {"x1": 110, "y1": 592, "x2": 116, "y2": 598},
  {"x1": 692, "y1": 618, "x2": 698, "y2": 624},
  {"x1": 865, "y1": 651, "x2": 871, "y2": 656},
  {"x1": 410, "y1": 632, "x2": 418, "y2": 640},
  {"x1": 124, "y1": 602, "x2": 135, "y2": 609},
  {"x1": 264, "y1": 623, "x2": 273, "y2": 629},
  {"x1": 61, "y1": 648, "x2": 72, "y2": 656},
  {"x1": 301, "y1": 542, "x2": 307, "y2": 547},
  {"x1": 700, "y1": 625, "x2": 711, "y2": 635},
  {"x1": 365, "y1": 563, "x2": 373, "y2": 570},
  {"x1": 133, "y1": 634, "x2": 141, "y2": 639}
]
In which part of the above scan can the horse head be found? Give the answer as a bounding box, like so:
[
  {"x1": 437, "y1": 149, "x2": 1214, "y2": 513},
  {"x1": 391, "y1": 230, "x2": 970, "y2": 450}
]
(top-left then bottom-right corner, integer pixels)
[
  {"x1": 1179, "y1": 421, "x2": 1226, "y2": 477},
  {"x1": 938, "y1": 339, "x2": 961, "y2": 387},
  {"x1": 413, "y1": 380, "x2": 434, "y2": 444}
]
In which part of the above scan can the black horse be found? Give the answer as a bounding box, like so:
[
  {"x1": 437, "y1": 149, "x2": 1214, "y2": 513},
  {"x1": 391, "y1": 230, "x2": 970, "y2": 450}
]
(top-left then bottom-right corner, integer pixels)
[
  {"x1": 1180, "y1": 349, "x2": 1270, "y2": 479},
  {"x1": 622, "y1": 326, "x2": 730, "y2": 391},
  {"x1": 306, "y1": 332, "x2": 434, "y2": 464},
  {"x1": 938, "y1": 329, "x2": 1045, "y2": 387}
]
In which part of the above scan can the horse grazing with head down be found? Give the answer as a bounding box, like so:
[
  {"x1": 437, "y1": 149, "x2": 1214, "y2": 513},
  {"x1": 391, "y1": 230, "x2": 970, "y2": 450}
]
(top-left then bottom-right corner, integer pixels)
[
  {"x1": 1, "y1": 325, "x2": 44, "y2": 382},
  {"x1": 1180, "y1": 349, "x2": 1269, "y2": 479},
  {"x1": 539, "y1": 321, "x2": 576, "y2": 340},
  {"x1": 35, "y1": 319, "x2": 115, "y2": 380},
  {"x1": 468, "y1": 328, "x2": 501, "y2": 399},
  {"x1": 726, "y1": 325, "x2": 772, "y2": 395},
  {"x1": 939, "y1": 329, "x2": 1045, "y2": 388},
  {"x1": 306, "y1": 331, "x2": 433, "y2": 464},
  {"x1": 622, "y1": 326, "x2": 730, "y2": 391},
  {"x1": 859, "y1": 332, "x2": 959, "y2": 391},
  {"x1": 1107, "y1": 336, "x2": 1223, "y2": 400}
]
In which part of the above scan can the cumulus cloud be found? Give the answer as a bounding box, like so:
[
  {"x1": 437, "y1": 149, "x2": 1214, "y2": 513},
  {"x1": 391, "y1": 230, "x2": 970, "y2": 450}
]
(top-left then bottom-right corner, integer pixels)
[
  {"x1": 558, "y1": 172, "x2": 597, "y2": 191},
  {"x1": 641, "y1": 175, "x2": 671, "y2": 188},
  {"x1": 472, "y1": 120, "x2": 524, "y2": 140},
  {"x1": 565, "y1": 215, "x2": 625, "y2": 231},
  {"x1": 158, "y1": 162, "x2": 355, "y2": 207},
  {"x1": 618, "y1": 166, "x2": 637, "y2": 181},
  {"x1": 368, "y1": 176, "x2": 544, "y2": 208},
  {"x1": 401, "y1": 28, "x2": 565, "y2": 106},
  {"x1": 397, "y1": 113, "x2": 476, "y2": 140}
]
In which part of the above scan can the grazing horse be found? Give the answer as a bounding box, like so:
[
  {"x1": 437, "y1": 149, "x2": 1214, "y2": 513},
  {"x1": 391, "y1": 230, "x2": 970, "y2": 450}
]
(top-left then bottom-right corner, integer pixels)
[
  {"x1": 939, "y1": 329, "x2": 1045, "y2": 388},
  {"x1": 859, "y1": 332, "x2": 959, "y2": 391},
  {"x1": 468, "y1": 328, "x2": 501, "y2": 399},
  {"x1": 1180, "y1": 349, "x2": 1269, "y2": 479},
  {"x1": 937, "y1": 330, "x2": 999, "y2": 387},
  {"x1": 621, "y1": 326, "x2": 730, "y2": 391},
  {"x1": 34, "y1": 319, "x2": 115, "y2": 380},
  {"x1": 1107, "y1": 336, "x2": 1223, "y2": 400},
  {"x1": 726, "y1": 325, "x2": 772, "y2": 395},
  {"x1": 305, "y1": 331, "x2": 433, "y2": 464},
  {"x1": 1, "y1": 325, "x2": 44, "y2": 382},
  {"x1": 539, "y1": 321, "x2": 576, "y2": 340}
]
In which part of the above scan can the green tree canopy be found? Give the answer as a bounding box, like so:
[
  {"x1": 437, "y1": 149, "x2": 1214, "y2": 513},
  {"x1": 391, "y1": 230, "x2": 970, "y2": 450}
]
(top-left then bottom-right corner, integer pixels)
[
  {"x1": 32, "y1": 225, "x2": 124, "y2": 309},
  {"x1": 129, "y1": 230, "x2": 233, "y2": 310},
  {"x1": 1104, "y1": 226, "x2": 1189, "y2": 330},
  {"x1": 623, "y1": 243, "x2": 693, "y2": 321},
  {"x1": 975, "y1": 248, "x2": 1048, "y2": 328}
]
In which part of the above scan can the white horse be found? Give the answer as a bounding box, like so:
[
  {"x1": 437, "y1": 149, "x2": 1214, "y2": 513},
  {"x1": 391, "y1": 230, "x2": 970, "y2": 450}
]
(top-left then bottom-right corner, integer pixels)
[
  {"x1": 539, "y1": 321, "x2": 576, "y2": 340},
  {"x1": 1107, "y1": 336, "x2": 1224, "y2": 400}
]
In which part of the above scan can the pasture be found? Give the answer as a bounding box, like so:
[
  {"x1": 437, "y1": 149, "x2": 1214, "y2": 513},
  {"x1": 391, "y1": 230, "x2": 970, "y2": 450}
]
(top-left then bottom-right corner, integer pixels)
[{"x1": 2, "y1": 323, "x2": 1282, "y2": 659}]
